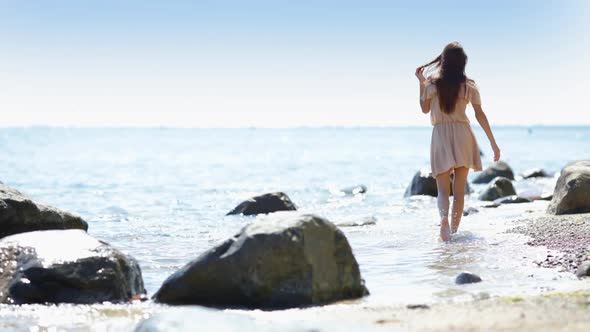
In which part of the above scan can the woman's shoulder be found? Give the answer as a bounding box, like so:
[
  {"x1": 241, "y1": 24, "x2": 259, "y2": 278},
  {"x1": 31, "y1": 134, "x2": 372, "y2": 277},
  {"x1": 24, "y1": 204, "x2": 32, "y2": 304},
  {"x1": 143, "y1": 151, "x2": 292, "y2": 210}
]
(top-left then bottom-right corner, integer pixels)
[
  {"x1": 424, "y1": 79, "x2": 437, "y2": 94},
  {"x1": 465, "y1": 78, "x2": 479, "y2": 89}
]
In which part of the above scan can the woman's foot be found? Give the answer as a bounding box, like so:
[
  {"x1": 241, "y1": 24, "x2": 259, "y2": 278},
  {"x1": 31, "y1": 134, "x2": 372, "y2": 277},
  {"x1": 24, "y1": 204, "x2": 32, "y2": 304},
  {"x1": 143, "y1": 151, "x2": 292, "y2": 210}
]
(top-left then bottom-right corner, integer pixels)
[{"x1": 440, "y1": 217, "x2": 451, "y2": 242}]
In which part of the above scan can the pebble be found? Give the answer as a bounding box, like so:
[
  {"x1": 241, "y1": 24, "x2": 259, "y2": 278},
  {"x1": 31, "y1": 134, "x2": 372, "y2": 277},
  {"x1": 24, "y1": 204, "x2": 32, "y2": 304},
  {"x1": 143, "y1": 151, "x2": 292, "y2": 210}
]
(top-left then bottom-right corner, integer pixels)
[{"x1": 455, "y1": 272, "x2": 482, "y2": 285}]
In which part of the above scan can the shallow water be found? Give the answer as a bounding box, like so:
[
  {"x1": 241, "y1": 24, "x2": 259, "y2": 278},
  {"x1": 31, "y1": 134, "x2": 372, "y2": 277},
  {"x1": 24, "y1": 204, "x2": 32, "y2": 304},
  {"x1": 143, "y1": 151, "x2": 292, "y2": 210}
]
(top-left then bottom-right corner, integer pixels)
[{"x1": 0, "y1": 126, "x2": 589, "y2": 331}]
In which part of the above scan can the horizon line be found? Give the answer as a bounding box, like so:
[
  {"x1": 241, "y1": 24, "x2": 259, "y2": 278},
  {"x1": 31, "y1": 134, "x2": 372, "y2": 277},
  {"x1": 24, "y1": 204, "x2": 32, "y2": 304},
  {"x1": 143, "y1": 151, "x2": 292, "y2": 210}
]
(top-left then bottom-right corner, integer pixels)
[{"x1": 0, "y1": 124, "x2": 589, "y2": 130}]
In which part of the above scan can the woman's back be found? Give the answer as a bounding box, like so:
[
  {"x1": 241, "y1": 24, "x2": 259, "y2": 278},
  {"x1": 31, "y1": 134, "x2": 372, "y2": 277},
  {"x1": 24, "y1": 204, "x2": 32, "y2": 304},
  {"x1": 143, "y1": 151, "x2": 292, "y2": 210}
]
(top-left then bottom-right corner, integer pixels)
[{"x1": 423, "y1": 80, "x2": 481, "y2": 126}]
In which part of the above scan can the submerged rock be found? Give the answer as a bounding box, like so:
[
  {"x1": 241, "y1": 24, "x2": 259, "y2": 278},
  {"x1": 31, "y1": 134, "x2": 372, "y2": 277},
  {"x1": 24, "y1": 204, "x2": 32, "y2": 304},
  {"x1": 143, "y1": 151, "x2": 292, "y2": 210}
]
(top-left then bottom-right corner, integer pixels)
[
  {"x1": 478, "y1": 177, "x2": 516, "y2": 201},
  {"x1": 337, "y1": 185, "x2": 367, "y2": 196},
  {"x1": 406, "y1": 304, "x2": 430, "y2": 310},
  {"x1": 547, "y1": 161, "x2": 590, "y2": 215},
  {"x1": 404, "y1": 170, "x2": 471, "y2": 197},
  {"x1": 455, "y1": 272, "x2": 482, "y2": 285},
  {"x1": 521, "y1": 168, "x2": 550, "y2": 179},
  {"x1": 576, "y1": 261, "x2": 590, "y2": 278},
  {"x1": 472, "y1": 161, "x2": 515, "y2": 184},
  {"x1": 482, "y1": 203, "x2": 501, "y2": 208},
  {"x1": 0, "y1": 230, "x2": 145, "y2": 304},
  {"x1": 0, "y1": 183, "x2": 88, "y2": 239},
  {"x1": 493, "y1": 195, "x2": 533, "y2": 204},
  {"x1": 153, "y1": 213, "x2": 368, "y2": 309},
  {"x1": 226, "y1": 192, "x2": 297, "y2": 216},
  {"x1": 462, "y1": 207, "x2": 479, "y2": 216}
]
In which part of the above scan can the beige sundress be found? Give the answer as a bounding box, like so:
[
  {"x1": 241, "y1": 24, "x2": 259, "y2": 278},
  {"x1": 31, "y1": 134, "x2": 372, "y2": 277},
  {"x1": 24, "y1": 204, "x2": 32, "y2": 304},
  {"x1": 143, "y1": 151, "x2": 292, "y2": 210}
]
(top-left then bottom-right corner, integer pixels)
[{"x1": 421, "y1": 80, "x2": 483, "y2": 176}]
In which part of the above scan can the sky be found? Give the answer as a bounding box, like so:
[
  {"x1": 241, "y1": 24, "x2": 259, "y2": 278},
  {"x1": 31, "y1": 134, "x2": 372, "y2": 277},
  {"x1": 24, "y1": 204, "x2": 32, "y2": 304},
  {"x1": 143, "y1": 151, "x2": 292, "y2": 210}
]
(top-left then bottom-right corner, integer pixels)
[{"x1": 0, "y1": 0, "x2": 588, "y2": 127}]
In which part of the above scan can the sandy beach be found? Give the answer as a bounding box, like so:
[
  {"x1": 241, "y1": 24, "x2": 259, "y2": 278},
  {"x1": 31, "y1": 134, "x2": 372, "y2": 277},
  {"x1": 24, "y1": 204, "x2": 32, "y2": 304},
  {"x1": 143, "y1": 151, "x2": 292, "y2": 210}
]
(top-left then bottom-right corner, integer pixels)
[{"x1": 332, "y1": 288, "x2": 590, "y2": 332}]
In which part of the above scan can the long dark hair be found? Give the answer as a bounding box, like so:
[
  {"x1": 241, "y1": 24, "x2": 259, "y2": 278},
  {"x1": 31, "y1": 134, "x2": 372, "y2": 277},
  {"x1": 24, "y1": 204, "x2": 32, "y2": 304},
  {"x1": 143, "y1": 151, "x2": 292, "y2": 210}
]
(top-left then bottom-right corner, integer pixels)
[{"x1": 419, "y1": 42, "x2": 468, "y2": 114}]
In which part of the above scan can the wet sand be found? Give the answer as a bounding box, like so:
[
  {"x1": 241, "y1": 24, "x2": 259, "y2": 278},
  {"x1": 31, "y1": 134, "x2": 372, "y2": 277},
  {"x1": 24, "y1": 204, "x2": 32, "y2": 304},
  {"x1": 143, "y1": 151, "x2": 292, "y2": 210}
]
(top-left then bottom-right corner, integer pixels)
[{"x1": 358, "y1": 288, "x2": 590, "y2": 332}]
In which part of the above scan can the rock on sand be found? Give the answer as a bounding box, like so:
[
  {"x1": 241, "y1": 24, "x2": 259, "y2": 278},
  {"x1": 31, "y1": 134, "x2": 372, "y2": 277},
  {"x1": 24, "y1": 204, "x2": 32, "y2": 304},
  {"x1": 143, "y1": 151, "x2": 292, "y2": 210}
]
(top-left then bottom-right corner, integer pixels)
[{"x1": 547, "y1": 160, "x2": 590, "y2": 215}]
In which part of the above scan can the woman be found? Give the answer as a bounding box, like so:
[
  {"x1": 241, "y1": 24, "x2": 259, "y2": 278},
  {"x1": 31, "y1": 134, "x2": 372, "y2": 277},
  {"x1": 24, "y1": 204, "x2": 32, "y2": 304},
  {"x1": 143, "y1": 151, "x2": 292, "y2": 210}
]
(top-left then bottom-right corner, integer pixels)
[{"x1": 415, "y1": 42, "x2": 500, "y2": 241}]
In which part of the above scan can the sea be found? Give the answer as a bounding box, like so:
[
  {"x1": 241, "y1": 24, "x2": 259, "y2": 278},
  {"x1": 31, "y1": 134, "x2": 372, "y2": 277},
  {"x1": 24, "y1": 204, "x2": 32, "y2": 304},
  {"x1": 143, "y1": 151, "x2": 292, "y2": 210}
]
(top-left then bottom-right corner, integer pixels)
[{"x1": 0, "y1": 126, "x2": 589, "y2": 331}]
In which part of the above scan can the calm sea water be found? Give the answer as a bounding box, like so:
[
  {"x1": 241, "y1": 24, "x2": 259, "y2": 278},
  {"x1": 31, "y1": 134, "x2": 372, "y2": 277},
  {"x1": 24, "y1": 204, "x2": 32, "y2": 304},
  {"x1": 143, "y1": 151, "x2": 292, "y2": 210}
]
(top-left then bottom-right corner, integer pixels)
[{"x1": 1, "y1": 126, "x2": 589, "y2": 330}]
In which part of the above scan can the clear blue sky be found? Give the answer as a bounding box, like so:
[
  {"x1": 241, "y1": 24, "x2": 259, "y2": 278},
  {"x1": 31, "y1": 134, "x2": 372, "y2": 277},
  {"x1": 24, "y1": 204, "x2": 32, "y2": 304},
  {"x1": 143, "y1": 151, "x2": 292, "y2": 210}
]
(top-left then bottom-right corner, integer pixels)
[{"x1": 0, "y1": 0, "x2": 587, "y2": 127}]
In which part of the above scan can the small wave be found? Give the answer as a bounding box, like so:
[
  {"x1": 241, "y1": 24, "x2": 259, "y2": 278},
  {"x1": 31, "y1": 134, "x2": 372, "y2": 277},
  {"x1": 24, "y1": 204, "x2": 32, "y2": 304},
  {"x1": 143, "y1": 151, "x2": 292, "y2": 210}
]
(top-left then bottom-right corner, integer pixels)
[
  {"x1": 101, "y1": 205, "x2": 129, "y2": 215},
  {"x1": 449, "y1": 231, "x2": 485, "y2": 243}
]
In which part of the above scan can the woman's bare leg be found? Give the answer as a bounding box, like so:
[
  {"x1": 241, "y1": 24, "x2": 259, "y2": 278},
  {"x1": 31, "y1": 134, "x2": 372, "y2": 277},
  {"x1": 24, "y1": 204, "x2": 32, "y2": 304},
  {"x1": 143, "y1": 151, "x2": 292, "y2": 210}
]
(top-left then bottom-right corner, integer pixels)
[
  {"x1": 451, "y1": 167, "x2": 469, "y2": 233},
  {"x1": 435, "y1": 170, "x2": 452, "y2": 241}
]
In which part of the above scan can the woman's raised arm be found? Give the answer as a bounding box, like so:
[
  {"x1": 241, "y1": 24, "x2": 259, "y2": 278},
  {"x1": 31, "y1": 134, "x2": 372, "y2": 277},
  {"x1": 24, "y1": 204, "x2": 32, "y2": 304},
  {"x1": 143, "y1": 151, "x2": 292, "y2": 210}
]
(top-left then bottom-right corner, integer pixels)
[{"x1": 416, "y1": 67, "x2": 430, "y2": 114}]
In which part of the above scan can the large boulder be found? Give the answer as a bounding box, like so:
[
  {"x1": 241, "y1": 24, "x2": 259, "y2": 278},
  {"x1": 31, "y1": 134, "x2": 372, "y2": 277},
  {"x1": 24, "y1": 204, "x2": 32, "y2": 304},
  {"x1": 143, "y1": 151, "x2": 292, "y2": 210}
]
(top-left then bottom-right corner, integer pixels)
[
  {"x1": 404, "y1": 170, "x2": 471, "y2": 197},
  {"x1": 0, "y1": 183, "x2": 88, "y2": 239},
  {"x1": 226, "y1": 192, "x2": 297, "y2": 216},
  {"x1": 0, "y1": 230, "x2": 145, "y2": 304},
  {"x1": 478, "y1": 177, "x2": 516, "y2": 201},
  {"x1": 472, "y1": 161, "x2": 515, "y2": 184},
  {"x1": 153, "y1": 213, "x2": 368, "y2": 309},
  {"x1": 547, "y1": 161, "x2": 590, "y2": 215}
]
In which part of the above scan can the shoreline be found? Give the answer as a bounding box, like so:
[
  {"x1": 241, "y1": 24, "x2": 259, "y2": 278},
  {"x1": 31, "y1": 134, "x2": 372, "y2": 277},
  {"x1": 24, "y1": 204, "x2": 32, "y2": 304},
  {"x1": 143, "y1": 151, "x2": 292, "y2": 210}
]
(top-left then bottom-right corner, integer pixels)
[{"x1": 3, "y1": 287, "x2": 589, "y2": 331}]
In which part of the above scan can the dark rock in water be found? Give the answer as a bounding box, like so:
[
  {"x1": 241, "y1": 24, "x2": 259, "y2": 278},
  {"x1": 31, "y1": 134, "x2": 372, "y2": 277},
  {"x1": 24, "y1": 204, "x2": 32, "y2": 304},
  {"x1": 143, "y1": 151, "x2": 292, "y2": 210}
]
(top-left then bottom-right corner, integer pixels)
[
  {"x1": 404, "y1": 171, "x2": 437, "y2": 197},
  {"x1": 226, "y1": 192, "x2": 297, "y2": 216},
  {"x1": 455, "y1": 272, "x2": 482, "y2": 285},
  {"x1": 462, "y1": 207, "x2": 479, "y2": 216},
  {"x1": 493, "y1": 195, "x2": 532, "y2": 204},
  {"x1": 521, "y1": 168, "x2": 550, "y2": 179},
  {"x1": 482, "y1": 203, "x2": 501, "y2": 208},
  {"x1": 547, "y1": 160, "x2": 590, "y2": 215},
  {"x1": 0, "y1": 183, "x2": 88, "y2": 239},
  {"x1": 472, "y1": 161, "x2": 515, "y2": 184},
  {"x1": 406, "y1": 304, "x2": 430, "y2": 310},
  {"x1": 153, "y1": 213, "x2": 368, "y2": 309},
  {"x1": 338, "y1": 185, "x2": 367, "y2": 196},
  {"x1": 479, "y1": 149, "x2": 484, "y2": 156},
  {"x1": 404, "y1": 171, "x2": 471, "y2": 197},
  {"x1": 576, "y1": 261, "x2": 590, "y2": 278},
  {"x1": 0, "y1": 230, "x2": 145, "y2": 304},
  {"x1": 478, "y1": 177, "x2": 516, "y2": 201}
]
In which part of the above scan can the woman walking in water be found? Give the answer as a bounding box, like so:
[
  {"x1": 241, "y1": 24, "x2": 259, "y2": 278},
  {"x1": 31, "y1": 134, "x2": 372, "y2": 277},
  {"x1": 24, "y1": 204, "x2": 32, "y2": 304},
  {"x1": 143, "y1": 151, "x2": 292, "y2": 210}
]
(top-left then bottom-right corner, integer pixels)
[{"x1": 415, "y1": 42, "x2": 500, "y2": 241}]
